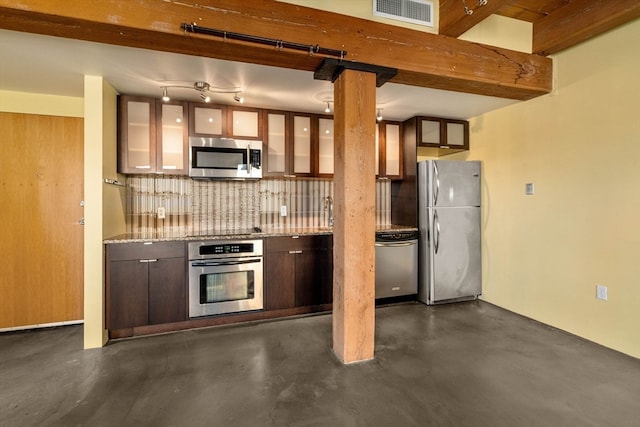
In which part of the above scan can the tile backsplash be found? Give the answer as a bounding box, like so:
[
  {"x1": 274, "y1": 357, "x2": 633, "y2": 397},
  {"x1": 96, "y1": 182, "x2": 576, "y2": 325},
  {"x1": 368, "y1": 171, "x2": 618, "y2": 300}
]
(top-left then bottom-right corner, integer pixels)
[{"x1": 126, "y1": 176, "x2": 391, "y2": 235}]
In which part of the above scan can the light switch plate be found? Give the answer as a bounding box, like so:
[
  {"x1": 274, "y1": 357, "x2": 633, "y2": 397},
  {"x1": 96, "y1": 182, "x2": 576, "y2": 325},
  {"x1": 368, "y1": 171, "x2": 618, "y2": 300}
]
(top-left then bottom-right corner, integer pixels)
[
  {"x1": 157, "y1": 207, "x2": 166, "y2": 219},
  {"x1": 596, "y1": 284, "x2": 608, "y2": 301},
  {"x1": 525, "y1": 183, "x2": 534, "y2": 195},
  {"x1": 280, "y1": 205, "x2": 287, "y2": 217}
]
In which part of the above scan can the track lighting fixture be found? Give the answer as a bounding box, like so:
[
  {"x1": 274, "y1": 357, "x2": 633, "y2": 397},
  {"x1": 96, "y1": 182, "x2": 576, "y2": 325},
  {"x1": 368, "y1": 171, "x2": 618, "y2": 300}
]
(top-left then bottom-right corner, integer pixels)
[
  {"x1": 462, "y1": 0, "x2": 473, "y2": 15},
  {"x1": 376, "y1": 108, "x2": 383, "y2": 121},
  {"x1": 461, "y1": 0, "x2": 487, "y2": 15},
  {"x1": 159, "y1": 80, "x2": 242, "y2": 104},
  {"x1": 324, "y1": 102, "x2": 331, "y2": 113}
]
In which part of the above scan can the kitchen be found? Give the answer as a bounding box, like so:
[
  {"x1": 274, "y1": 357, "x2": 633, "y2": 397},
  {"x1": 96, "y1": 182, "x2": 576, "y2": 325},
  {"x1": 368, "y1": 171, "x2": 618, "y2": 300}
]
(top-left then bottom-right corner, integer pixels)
[{"x1": 1, "y1": 0, "x2": 639, "y2": 390}]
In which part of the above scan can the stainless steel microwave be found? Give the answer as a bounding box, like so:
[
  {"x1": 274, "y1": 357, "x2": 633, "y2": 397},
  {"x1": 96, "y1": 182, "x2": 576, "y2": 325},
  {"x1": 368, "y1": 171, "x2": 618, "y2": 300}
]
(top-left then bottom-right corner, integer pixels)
[{"x1": 189, "y1": 137, "x2": 262, "y2": 179}]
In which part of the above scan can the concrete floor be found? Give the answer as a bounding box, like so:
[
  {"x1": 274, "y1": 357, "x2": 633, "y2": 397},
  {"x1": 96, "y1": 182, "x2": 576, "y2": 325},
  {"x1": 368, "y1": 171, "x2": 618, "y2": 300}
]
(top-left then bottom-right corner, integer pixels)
[{"x1": 2, "y1": 301, "x2": 639, "y2": 427}]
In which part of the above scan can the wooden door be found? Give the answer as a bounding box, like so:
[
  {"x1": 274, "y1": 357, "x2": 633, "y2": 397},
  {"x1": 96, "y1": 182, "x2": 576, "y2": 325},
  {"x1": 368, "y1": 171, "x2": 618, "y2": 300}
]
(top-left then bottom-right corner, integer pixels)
[{"x1": 0, "y1": 112, "x2": 84, "y2": 328}]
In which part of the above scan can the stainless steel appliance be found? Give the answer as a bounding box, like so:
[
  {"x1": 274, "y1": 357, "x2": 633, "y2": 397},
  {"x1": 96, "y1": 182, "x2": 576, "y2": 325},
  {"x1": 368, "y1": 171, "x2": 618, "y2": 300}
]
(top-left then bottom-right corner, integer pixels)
[
  {"x1": 418, "y1": 160, "x2": 481, "y2": 305},
  {"x1": 375, "y1": 230, "x2": 419, "y2": 298},
  {"x1": 188, "y1": 239, "x2": 263, "y2": 317},
  {"x1": 189, "y1": 137, "x2": 262, "y2": 179}
]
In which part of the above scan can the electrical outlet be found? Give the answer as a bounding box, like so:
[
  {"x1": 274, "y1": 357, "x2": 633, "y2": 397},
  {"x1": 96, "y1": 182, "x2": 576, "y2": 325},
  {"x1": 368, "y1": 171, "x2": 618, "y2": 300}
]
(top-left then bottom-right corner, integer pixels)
[
  {"x1": 596, "y1": 284, "x2": 608, "y2": 301},
  {"x1": 280, "y1": 205, "x2": 287, "y2": 217},
  {"x1": 157, "y1": 207, "x2": 166, "y2": 219}
]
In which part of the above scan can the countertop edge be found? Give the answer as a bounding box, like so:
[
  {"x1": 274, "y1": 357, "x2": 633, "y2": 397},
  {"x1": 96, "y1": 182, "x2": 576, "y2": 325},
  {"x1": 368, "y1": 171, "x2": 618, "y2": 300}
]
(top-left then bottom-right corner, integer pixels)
[{"x1": 103, "y1": 225, "x2": 418, "y2": 244}]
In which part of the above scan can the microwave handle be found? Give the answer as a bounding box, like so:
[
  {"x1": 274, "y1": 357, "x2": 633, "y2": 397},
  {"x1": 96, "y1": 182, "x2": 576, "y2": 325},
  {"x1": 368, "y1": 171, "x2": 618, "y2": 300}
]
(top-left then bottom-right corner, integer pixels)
[{"x1": 246, "y1": 144, "x2": 252, "y2": 175}]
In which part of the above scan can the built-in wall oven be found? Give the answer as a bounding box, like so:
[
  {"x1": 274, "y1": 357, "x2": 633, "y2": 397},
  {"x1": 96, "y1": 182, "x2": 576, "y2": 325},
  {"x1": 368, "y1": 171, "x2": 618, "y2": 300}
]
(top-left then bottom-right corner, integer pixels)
[{"x1": 188, "y1": 240, "x2": 263, "y2": 317}]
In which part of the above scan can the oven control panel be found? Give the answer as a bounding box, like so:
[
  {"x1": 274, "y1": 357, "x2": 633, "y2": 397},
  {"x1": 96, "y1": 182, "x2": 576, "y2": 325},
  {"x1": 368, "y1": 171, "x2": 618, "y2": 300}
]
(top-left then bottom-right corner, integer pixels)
[
  {"x1": 200, "y1": 243, "x2": 253, "y2": 255},
  {"x1": 188, "y1": 240, "x2": 263, "y2": 260}
]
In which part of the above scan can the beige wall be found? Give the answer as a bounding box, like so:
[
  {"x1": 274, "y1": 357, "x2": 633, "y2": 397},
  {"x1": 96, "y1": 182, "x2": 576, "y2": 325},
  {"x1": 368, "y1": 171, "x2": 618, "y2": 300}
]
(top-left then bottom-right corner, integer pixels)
[
  {"x1": 83, "y1": 76, "x2": 125, "y2": 348},
  {"x1": 0, "y1": 90, "x2": 83, "y2": 117},
  {"x1": 428, "y1": 19, "x2": 639, "y2": 358}
]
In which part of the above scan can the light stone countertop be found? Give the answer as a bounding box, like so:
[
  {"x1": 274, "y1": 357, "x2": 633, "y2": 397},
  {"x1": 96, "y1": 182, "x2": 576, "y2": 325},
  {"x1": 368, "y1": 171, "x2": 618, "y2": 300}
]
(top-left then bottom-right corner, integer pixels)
[{"x1": 103, "y1": 224, "x2": 417, "y2": 244}]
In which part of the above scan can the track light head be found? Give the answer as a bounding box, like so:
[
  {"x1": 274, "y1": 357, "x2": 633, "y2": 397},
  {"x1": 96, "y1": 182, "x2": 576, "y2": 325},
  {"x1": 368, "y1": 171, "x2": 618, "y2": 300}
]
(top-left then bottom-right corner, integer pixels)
[
  {"x1": 162, "y1": 87, "x2": 170, "y2": 102},
  {"x1": 233, "y1": 92, "x2": 244, "y2": 103},
  {"x1": 324, "y1": 102, "x2": 331, "y2": 113},
  {"x1": 376, "y1": 108, "x2": 383, "y2": 121}
]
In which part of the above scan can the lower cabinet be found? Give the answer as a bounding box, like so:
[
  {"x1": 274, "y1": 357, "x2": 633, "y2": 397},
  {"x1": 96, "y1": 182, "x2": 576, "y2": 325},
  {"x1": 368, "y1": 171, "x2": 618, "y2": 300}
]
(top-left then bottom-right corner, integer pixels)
[
  {"x1": 106, "y1": 241, "x2": 187, "y2": 329},
  {"x1": 264, "y1": 235, "x2": 333, "y2": 310}
]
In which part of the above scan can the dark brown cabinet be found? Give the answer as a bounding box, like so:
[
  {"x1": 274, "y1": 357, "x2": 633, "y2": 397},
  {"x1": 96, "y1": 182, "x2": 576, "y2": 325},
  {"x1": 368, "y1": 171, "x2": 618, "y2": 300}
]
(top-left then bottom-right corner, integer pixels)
[
  {"x1": 106, "y1": 241, "x2": 187, "y2": 330},
  {"x1": 118, "y1": 96, "x2": 189, "y2": 175},
  {"x1": 189, "y1": 103, "x2": 262, "y2": 140},
  {"x1": 264, "y1": 235, "x2": 333, "y2": 310},
  {"x1": 376, "y1": 120, "x2": 403, "y2": 180},
  {"x1": 262, "y1": 110, "x2": 316, "y2": 178},
  {"x1": 407, "y1": 116, "x2": 469, "y2": 157}
]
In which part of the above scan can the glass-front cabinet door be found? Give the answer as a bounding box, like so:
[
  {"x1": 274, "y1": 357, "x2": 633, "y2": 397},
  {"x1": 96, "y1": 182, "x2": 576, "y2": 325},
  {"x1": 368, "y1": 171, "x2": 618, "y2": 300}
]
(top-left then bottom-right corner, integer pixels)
[
  {"x1": 118, "y1": 96, "x2": 156, "y2": 174},
  {"x1": 263, "y1": 111, "x2": 287, "y2": 176},
  {"x1": 317, "y1": 117, "x2": 334, "y2": 176},
  {"x1": 375, "y1": 121, "x2": 402, "y2": 180},
  {"x1": 229, "y1": 107, "x2": 261, "y2": 140},
  {"x1": 445, "y1": 120, "x2": 469, "y2": 148},
  {"x1": 157, "y1": 101, "x2": 188, "y2": 174},
  {"x1": 419, "y1": 118, "x2": 441, "y2": 146},
  {"x1": 292, "y1": 114, "x2": 312, "y2": 176},
  {"x1": 384, "y1": 122, "x2": 401, "y2": 178},
  {"x1": 189, "y1": 103, "x2": 226, "y2": 137}
]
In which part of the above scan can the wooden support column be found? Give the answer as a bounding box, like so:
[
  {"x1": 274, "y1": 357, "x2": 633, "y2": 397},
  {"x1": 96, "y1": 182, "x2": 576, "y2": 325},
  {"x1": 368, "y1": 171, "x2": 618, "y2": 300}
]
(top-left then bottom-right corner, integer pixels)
[{"x1": 332, "y1": 69, "x2": 377, "y2": 364}]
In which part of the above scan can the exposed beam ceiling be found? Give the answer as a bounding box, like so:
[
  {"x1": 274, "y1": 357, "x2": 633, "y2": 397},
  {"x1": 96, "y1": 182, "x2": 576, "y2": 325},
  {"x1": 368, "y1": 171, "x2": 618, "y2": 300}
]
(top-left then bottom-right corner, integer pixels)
[
  {"x1": 440, "y1": 0, "x2": 640, "y2": 56},
  {"x1": 532, "y1": 0, "x2": 640, "y2": 55},
  {"x1": 440, "y1": 0, "x2": 511, "y2": 38},
  {"x1": 0, "y1": 0, "x2": 551, "y2": 101}
]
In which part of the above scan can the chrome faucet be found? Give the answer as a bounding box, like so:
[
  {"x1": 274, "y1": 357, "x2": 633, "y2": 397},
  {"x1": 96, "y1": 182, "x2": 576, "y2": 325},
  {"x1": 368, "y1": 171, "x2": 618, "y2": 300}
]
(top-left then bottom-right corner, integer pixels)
[{"x1": 325, "y1": 196, "x2": 334, "y2": 227}]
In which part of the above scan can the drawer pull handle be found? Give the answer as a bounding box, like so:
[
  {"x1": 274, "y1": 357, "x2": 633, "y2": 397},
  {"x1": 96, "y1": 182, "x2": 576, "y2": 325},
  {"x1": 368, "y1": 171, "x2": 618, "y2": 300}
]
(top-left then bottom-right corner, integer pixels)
[{"x1": 139, "y1": 259, "x2": 158, "y2": 263}]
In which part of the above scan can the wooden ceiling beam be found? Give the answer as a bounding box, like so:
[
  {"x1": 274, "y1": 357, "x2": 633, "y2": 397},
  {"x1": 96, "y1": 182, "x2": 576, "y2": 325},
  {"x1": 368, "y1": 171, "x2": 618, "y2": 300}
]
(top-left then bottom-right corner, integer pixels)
[
  {"x1": 0, "y1": 0, "x2": 552, "y2": 100},
  {"x1": 440, "y1": 0, "x2": 511, "y2": 38},
  {"x1": 533, "y1": 0, "x2": 640, "y2": 55}
]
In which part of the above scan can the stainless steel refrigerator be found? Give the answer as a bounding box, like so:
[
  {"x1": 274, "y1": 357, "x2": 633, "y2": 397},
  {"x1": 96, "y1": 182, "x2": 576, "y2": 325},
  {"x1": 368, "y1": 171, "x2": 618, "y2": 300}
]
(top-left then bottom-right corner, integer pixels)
[{"x1": 417, "y1": 160, "x2": 481, "y2": 305}]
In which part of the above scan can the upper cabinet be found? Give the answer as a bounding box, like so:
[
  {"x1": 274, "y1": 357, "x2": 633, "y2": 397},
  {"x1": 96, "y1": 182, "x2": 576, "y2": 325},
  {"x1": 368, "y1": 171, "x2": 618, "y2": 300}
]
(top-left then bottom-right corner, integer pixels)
[
  {"x1": 263, "y1": 110, "x2": 317, "y2": 178},
  {"x1": 376, "y1": 121, "x2": 403, "y2": 180},
  {"x1": 118, "y1": 95, "x2": 405, "y2": 179},
  {"x1": 118, "y1": 96, "x2": 188, "y2": 175},
  {"x1": 188, "y1": 103, "x2": 262, "y2": 140},
  {"x1": 228, "y1": 106, "x2": 262, "y2": 140},
  {"x1": 411, "y1": 116, "x2": 469, "y2": 157},
  {"x1": 157, "y1": 101, "x2": 188, "y2": 174},
  {"x1": 316, "y1": 116, "x2": 334, "y2": 177},
  {"x1": 189, "y1": 103, "x2": 226, "y2": 137}
]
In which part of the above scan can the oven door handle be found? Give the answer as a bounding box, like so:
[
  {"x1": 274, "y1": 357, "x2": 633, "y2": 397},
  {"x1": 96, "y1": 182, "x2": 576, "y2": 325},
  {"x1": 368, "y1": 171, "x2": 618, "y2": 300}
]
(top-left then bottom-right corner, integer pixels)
[{"x1": 191, "y1": 258, "x2": 262, "y2": 267}]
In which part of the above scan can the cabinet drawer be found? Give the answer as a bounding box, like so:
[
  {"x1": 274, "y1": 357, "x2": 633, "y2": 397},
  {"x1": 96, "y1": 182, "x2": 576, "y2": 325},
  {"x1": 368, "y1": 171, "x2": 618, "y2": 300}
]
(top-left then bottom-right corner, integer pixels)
[
  {"x1": 266, "y1": 235, "x2": 332, "y2": 252},
  {"x1": 107, "y1": 241, "x2": 186, "y2": 261}
]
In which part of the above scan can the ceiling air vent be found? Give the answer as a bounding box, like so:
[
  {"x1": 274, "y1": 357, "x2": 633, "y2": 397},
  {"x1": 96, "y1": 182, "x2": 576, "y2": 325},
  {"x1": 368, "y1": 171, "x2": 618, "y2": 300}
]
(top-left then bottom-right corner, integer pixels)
[{"x1": 373, "y1": 0, "x2": 434, "y2": 27}]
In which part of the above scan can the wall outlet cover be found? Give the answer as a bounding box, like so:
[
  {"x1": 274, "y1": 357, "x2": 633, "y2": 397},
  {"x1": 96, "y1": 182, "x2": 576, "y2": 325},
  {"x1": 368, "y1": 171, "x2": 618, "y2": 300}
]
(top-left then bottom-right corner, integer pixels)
[
  {"x1": 525, "y1": 183, "x2": 534, "y2": 195},
  {"x1": 157, "y1": 206, "x2": 166, "y2": 219},
  {"x1": 280, "y1": 205, "x2": 287, "y2": 217},
  {"x1": 596, "y1": 284, "x2": 608, "y2": 301}
]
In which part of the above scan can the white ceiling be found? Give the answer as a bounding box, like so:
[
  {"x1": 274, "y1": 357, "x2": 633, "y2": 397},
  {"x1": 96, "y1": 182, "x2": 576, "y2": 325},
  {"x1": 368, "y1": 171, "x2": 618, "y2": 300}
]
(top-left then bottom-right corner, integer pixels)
[{"x1": 0, "y1": 29, "x2": 518, "y2": 121}]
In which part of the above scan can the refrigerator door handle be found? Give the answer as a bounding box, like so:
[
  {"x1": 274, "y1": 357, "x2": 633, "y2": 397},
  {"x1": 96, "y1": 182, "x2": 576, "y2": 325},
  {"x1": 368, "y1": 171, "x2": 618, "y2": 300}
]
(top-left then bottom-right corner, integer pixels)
[
  {"x1": 434, "y1": 209, "x2": 440, "y2": 254},
  {"x1": 433, "y1": 161, "x2": 440, "y2": 205}
]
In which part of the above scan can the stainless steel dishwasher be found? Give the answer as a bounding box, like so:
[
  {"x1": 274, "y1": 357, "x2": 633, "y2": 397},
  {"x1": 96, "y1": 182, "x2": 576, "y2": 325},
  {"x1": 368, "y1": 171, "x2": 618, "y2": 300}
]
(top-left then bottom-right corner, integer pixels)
[{"x1": 375, "y1": 230, "x2": 419, "y2": 299}]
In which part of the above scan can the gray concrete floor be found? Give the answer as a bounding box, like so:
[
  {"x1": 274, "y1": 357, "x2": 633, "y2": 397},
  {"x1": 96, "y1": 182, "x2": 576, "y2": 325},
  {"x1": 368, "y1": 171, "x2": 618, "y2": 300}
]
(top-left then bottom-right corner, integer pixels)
[{"x1": 2, "y1": 301, "x2": 639, "y2": 427}]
